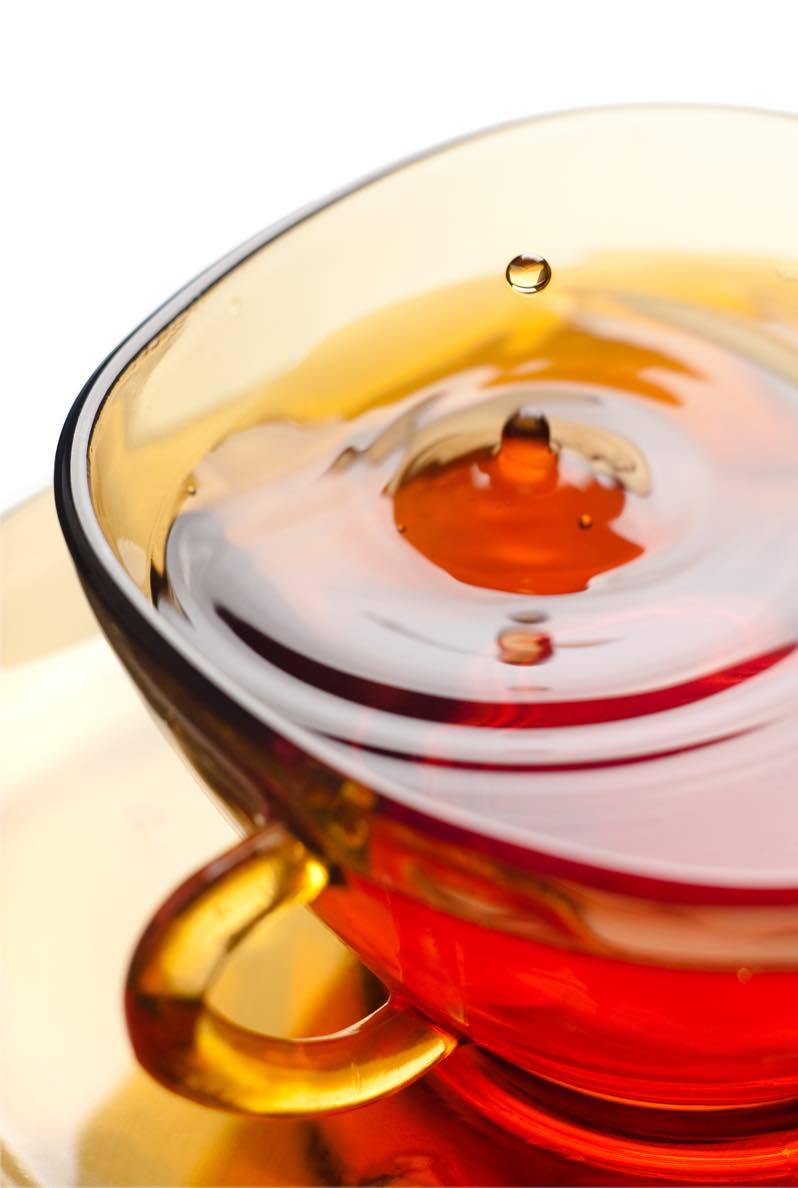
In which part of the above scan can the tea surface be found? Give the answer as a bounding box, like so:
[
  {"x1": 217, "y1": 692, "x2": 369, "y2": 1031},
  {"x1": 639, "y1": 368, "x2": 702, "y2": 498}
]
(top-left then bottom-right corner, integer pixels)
[{"x1": 159, "y1": 254, "x2": 798, "y2": 885}]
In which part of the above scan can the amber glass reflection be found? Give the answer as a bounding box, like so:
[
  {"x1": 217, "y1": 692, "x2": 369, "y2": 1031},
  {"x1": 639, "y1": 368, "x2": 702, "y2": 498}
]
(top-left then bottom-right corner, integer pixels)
[{"x1": 56, "y1": 109, "x2": 798, "y2": 1181}]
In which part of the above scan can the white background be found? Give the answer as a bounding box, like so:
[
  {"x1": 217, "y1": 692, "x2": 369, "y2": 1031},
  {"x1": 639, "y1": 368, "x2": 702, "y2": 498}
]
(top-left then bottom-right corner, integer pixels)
[{"x1": 2, "y1": 0, "x2": 796, "y2": 511}]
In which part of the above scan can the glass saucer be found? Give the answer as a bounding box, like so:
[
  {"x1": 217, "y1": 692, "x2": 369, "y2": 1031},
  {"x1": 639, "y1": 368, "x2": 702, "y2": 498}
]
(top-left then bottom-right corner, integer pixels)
[{"x1": 2, "y1": 491, "x2": 635, "y2": 1187}]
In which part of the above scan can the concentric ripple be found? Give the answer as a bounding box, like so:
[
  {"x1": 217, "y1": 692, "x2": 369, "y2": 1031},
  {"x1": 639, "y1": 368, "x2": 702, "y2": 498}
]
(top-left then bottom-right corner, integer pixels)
[{"x1": 159, "y1": 255, "x2": 798, "y2": 885}]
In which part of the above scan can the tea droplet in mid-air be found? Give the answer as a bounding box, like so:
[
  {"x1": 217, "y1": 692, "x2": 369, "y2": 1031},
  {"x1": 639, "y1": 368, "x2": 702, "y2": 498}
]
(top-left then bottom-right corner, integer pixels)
[
  {"x1": 505, "y1": 254, "x2": 552, "y2": 294},
  {"x1": 497, "y1": 629, "x2": 554, "y2": 666}
]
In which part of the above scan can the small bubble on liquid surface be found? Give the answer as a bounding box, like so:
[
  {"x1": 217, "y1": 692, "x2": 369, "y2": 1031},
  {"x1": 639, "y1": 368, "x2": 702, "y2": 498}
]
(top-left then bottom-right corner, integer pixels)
[
  {"x1": 505, "y1": 254, "x2": 552, "y2": 294},
  {"x1": 497, "y1": 629, "x2": 554, "y2": 666},
  {"x1": 510, "y1": 609, "x2": 549, "y2": 624}
]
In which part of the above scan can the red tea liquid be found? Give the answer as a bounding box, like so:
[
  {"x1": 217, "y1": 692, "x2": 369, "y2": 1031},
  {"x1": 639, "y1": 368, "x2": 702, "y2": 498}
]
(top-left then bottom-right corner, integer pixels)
[{"x1": 158, "y1": 254, "x2": 798, "y2": 1117}]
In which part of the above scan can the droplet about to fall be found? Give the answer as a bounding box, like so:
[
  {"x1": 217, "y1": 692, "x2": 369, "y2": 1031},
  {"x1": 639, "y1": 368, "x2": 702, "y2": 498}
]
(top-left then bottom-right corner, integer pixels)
[{"x1": 393, "y1": 416, "x2": 644, "y2": 594}]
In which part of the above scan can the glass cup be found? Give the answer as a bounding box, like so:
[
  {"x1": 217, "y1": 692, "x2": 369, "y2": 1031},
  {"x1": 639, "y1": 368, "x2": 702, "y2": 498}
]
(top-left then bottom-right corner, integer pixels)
[{"x1": 55, "y1": 107, "x2": 798, "y2": 1181}]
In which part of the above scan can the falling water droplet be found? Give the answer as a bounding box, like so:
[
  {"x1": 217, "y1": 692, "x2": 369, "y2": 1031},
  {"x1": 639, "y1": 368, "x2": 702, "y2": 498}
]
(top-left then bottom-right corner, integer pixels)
[
  {"x1": 505, "y1": 254, "x2": 552, "y2": 294},
  {"x1": 578, "y1": 513, "x2": 593, "y2": 530},
  {"x1": 497, "y1": 628, "x2": 553, "y2": 666}
]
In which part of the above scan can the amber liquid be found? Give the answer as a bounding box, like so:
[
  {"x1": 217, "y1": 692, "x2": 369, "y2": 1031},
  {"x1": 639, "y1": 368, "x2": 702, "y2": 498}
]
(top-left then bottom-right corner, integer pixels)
[{"x1": 156, "y1": 253, "x2": 798, "y2": 1128}]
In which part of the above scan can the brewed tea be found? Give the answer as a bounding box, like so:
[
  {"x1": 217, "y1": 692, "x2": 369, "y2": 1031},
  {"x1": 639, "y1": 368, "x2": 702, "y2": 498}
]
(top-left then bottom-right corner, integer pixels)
[
  {"x1": 150, "y1": 252, "x2": 798, "y2": 1112},
  {"x1": 159, "y1": 253, "x2": 798, "y2": 885}
]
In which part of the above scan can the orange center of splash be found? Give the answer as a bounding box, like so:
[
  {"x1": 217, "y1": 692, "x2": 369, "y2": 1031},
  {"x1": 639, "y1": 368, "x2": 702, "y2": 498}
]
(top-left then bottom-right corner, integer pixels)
[{"x1": 393, "y1": 431, "x2": 643, "y2": 594}]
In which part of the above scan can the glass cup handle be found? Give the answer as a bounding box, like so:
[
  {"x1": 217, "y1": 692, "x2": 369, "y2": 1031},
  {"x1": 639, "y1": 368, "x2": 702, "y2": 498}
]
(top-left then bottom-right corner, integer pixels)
[{"x1": 125, "y1": 824, "x2": 456, "y2": 1115}]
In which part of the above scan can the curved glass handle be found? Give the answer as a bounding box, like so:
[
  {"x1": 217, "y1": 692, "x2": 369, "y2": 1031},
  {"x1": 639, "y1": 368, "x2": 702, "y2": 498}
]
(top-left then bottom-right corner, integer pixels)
[{"x1": 125, "y1": 826, "x2": 456, "y2": 1115}]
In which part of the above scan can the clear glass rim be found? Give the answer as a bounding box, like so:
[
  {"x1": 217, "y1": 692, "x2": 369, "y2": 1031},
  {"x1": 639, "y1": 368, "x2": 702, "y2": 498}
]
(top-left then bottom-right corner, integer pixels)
[{"x1": 55, "y1": 104, "x2": 798, "y2": 895}]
